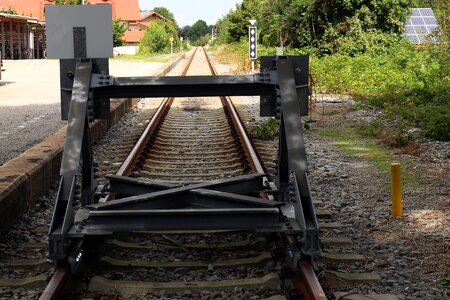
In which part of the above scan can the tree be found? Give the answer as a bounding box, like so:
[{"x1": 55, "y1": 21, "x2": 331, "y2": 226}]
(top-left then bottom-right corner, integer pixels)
[
  {"x1": 181, "y1": 25, "x2": 191, "y2": 38},
  {"x1": 216, "y1": 0, "x2": 415, "y2": 55},
  {"x1": 224, "y1": 0, "x2": 262, "y2": 43},
  {"x1": 0, "y1": 8, "x2": 18, "y2": 14},
  {"x1": 112, "y1": 19, "x2": 126, "y2": 47},
  {"x1": 187, "y1": 20, "x2": 209, "y2": 43},
  {"x1": 153, "y1": 7, "x2": 178, "y2": 29},
  {"x1": 140, "y1": 20, "x2": 179, "y2": 54}
]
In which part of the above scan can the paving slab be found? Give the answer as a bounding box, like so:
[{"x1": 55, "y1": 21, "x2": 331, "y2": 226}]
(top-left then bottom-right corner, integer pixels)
[{"x1": 0, "y1": 58, "x2": 172, "y2": 166}]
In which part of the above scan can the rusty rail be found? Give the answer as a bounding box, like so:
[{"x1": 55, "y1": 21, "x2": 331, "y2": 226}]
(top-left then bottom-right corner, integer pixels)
[{"x1": 204, "y1": 47, "x2": 326, "y2": 299}]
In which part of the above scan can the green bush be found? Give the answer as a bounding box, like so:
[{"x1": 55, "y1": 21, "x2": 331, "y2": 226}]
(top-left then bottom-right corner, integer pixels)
[
  {"x1": 359, "y1": 120, "x2": 381, "y2": 137},
  {"x1": 310, "y1": 40, "x2": 449, "y2": 140},
  {"x1": 213, "y1": 32, "x2": 449, "y2": 141},
  {"x1": 193, "y1": 34, "x2": 211, "y2": 46},
  {"x1": 251, "y1": 118, "x2": 279, "y2": 140},
  {"x1": 140, "y1": 20, "x2": 179, "y2": 55}
]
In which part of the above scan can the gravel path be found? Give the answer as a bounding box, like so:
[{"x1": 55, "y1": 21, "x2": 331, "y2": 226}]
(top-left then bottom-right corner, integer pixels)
[{"x1": 309, "y1": 99, "x2": 449, "y2": 299}]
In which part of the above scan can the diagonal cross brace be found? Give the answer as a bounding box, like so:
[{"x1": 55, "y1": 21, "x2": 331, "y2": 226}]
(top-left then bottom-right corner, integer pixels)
[
  {"x1": 69, "y1": 173, "x2": 291, "y2": 236},
  {"x1": 49, "y1": 62, "x2": 94, "y2": 261},
  {"x1": 93, "y1": 173, "x2": 269, "y2": 210}
]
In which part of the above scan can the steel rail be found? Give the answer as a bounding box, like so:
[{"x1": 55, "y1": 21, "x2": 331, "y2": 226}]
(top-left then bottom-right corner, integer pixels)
[
  {"x1": 201, "y1": 47, "x2": 270, "y2": 201},
  {"x1": 203, "y1": 47, "x2": 325, "y2": 299},
  {"x1": 98, "y1": 48, "x2": 199, "y2": 203},
  {"x1": 115, "y1": 47, "x2": 198, "y2": 177},
  {"x1": 39, "y1": 266, "x2": 71, "y2": 300},
  {"x1": 202, "y1": 48, "x2": 265, "y2": 175},
  {"x1": 205, "y1": 48, "x2": 325, "y2": 299}
]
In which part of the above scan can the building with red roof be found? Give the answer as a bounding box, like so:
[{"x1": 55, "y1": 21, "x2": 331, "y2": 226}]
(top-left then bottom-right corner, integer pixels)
[
  {"x1": 0, "y1": 0, "x2": 51, "y2": 21},
  {"x1": 0, "y1": 0, "x2": 169, "y2": 45},
  {"x1": 88, "y1": 0, "x2": 140, "y2": 22}
]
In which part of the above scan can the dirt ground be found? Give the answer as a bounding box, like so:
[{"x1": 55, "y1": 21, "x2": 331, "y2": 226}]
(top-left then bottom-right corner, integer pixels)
[{"x1": 308, "y1": 97, "x2": 449, "y2": 299}]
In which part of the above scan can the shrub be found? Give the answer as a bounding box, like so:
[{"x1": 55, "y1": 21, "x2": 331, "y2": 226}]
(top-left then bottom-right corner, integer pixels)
[
  {"x1": 140, "y1": 20, "x2": 179, "y2": 55},
  {"x1": 250, "y1": 118, "x2": 279, "y2": 140}
]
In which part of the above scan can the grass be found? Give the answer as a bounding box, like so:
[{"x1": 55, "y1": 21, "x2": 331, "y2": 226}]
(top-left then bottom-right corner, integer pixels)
[
  {"x1": 212, "y1": 41, "x2": 450, "y2": 141},
  {"x1": 112, "y1": 53, "x2": 176, "y2": 63},
  {"x1": 250, "y1": 117, "x2": 279, "y2": 140},
  {"x1": 318, "y1": 127, "x2": 417, "y2": 187}
]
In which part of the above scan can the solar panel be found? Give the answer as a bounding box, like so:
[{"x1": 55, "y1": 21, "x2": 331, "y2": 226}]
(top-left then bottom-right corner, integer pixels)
[
  {"x1": 411, "y1": 17, "x2": 425, "y2": 25},
  {"x1": 420, "y1": 8, "x2": 434, "y2": 16},
  {"x1": 415, "y1": 26, "x2": 428, "y2": 34},
  {"x1": 405, "y1": 26, "x2": 415, "y2": 34},
  {"x1": 424, "y1": 18, "x2": 437, "y2": 25},
  {"x1": 404, "y1": 8, "x2": 439, "y2": 44}
]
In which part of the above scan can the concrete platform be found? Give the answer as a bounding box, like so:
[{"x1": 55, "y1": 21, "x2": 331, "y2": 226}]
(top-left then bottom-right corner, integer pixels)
[
  {"x1": 0, "y1": 53, "x2": 186, "y2": 235},
  {"x1": 0, "y1": 58, "x2": 171, "y2": 165}
]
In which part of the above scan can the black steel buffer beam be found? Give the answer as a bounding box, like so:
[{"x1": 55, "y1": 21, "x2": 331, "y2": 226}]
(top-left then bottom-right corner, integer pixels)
[{"x1": 49, "y1": 56, "x2": 320, "y2": 273}]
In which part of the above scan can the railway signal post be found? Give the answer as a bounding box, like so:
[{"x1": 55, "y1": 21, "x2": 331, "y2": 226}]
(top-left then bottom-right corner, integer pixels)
[{"x1": 249, "y1": 19, "x2": 257, "y2": 72}]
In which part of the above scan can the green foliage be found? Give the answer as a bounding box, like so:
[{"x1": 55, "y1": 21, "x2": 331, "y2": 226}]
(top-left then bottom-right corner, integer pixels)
[
  {"x1": 194, "y1": 34, "x2": 211, "y2": 46},
  {"x1": 0, "y1": 8, "x2": 17, "y2": 14},
  {"x1": 187, "y1": 20, "x2": 209, "y2": 44},
  {"x1": 250, "y1": 118, "x2": 279, "y2": 140},
  {"x1": 153, "y1": 7, "x2": 178, "y2": 29},
  {"x1": 112, "y1": 19, "x2": 126, "y2": 47},
  {"x1": 216, "y1": 0, "x2": 413, "y2": 55},
  {"x1": 225, "y1": 0, "x2": 262, "y2": 43},
  {"x1": 213, "y1": 0, "x2": 449, "y2": 140},
  {"x1": 216, "y1": 36, "x2": 450, "y2": 140},
  {"x1": 436, "y1": 278, "x2": 450, "y2": 287},
  {"x1": 139, "y1": 20, "x2": 179, "y2": 55},
  {"x1": 312, "y1": 41, "x2": 450, "y2": 140},
  {"x1": 359, "y1": 120, "x2": 381, "y2": 137}
]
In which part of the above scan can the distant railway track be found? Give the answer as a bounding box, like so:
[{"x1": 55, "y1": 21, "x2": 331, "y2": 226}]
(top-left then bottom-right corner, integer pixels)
[{"x1": 34, "y1": 47, "x2": 325, "y2": 300}]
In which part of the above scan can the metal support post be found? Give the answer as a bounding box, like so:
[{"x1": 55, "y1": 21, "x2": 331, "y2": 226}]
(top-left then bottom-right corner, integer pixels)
[{"x1": 49, "y1": 62, "x2": 93, "y2": 262}]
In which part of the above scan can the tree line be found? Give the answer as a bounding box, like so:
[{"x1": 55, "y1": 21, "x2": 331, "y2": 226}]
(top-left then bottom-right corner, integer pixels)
[{"x1": 215, "y1": 0, "x2": 449, "y2": 56}]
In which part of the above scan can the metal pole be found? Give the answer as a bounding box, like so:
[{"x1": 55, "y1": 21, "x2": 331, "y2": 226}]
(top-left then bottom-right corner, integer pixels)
[
  {"x1": 9, "y1": 21, "x2": 13, "y2": 59},
  {"x1": 29, "y1": 27, "x2": 34, "y2": 59},
  {"x1": 36, "y1": 29, "x2": 40, "y2": 59},
  {"x1": 18, "y1": 23, "x2": 21, "y2": 60},
  {"x1": 1, "y1": 21, "x2": 5, "y2": 60},
  {"x1": 251, "y1": 60, "x2": 255, "y2": 72}
]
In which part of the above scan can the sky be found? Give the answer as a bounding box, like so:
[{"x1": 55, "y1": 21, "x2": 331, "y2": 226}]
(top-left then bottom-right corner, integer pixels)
[{"x1": 138, "y1": 0, "x2": 242, "y2": 27}]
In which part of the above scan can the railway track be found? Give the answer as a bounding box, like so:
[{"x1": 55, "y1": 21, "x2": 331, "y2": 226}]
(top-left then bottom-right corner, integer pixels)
[{"x1": 0, "y1": 47, "x2": 401, "y2": 300}]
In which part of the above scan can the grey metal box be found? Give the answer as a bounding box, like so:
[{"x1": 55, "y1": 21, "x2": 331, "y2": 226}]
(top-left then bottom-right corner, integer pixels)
[{"x1": 45, "y1": 5, "x2": 113, "y2": 59}]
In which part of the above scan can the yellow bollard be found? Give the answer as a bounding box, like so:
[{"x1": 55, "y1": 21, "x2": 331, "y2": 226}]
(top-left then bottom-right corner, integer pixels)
[{"x1": 391, "y1": 163, "x2": 402, "y2": 217}]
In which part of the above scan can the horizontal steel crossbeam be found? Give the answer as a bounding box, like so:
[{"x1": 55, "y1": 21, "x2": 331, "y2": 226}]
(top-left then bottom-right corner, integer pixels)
[
  {"x1": 92, "y1": 75, "x2": 275, "y2": 98},
  {"x1": 69, "y1": 207, "x2": 286, "y2": 237}
]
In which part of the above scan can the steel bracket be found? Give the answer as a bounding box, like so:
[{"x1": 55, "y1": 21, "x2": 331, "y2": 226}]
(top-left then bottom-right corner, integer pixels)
[
  {"x1": 260, "y1": 56, "x2": 309, "y2": 117},
  {"x1": 90, "y1": 73, "x2": 114, "y2": 88}
]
